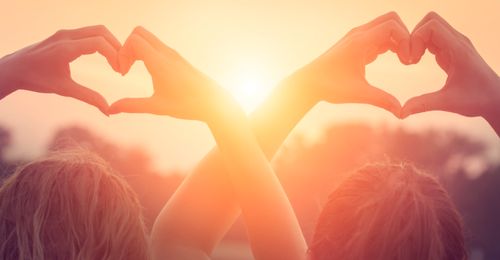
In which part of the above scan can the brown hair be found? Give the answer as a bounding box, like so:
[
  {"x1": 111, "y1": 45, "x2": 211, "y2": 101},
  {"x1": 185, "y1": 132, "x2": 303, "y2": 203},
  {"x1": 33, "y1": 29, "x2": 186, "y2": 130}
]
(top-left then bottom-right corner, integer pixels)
[
  {"x1": 0, "y1": 149, "x2": 150, "y2": 260},
  {"x1": 309, "y1": 162, "x2": 466, "y2": 260}
]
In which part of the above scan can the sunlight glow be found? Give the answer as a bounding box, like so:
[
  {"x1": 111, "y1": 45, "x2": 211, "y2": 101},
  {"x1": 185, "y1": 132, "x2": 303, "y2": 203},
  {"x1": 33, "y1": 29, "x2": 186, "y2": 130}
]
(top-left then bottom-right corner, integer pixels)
[
  {"x1": 223, "y1": 61, "x2": 275, "y2": 114},
  {"x1": 231, "y1": 75, "x2": 266, "y2": 113}
]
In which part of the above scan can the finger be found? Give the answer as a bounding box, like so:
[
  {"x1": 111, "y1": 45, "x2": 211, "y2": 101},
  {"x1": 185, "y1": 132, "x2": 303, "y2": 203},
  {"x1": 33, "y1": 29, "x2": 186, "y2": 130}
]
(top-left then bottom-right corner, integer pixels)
[
  {"x1": 66, "y1": 25, "x2": 122, "y2": 51},
  {"x1": 131, "y1": 26, "x2": 179, "y2": 57},
  {"x1": 108, "y1": 97, "x2": 154, "y2": 114},
  {"x1": 349, "y1": 11, "x2": 408, "y2": 35},
  {"x1": 412, "y1": 12, "x2": 468, "y2": 42},
  {"x1": 60, "y1": 36, "x2": 120, "y2": 72},
  {"x1": 355, "y1": 82, "x2": 402, "y2": 117},
  {"x1": 401, "y1": 91, "x2": 446, "y2": 118},
  {"x1": 411, "y1": 19, "x2": 458, "y2": 70},
  {"x1": 47, "y1": 25, "x2": 121, "y2": 51},
  {"x1": 60, "y1": 80, "x2": 109, "y2": 115},
  {"x1": 358, "y1": 19, "x2": 411, "y2": 64},
  {"x1": 119, "y1": 34, "x2": 161, "y2": 75}
]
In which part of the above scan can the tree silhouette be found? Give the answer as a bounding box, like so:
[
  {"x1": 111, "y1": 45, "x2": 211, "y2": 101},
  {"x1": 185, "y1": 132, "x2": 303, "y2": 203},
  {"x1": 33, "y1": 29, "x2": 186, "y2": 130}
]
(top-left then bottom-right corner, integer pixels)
[{"x1": 2, "y1": 122, "x2": 497, "y2": 259}]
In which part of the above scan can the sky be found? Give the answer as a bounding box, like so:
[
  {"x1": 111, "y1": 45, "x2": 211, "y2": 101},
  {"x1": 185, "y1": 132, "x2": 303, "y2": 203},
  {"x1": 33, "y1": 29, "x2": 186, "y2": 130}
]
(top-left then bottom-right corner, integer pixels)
[{"x1": 0, "y1": 0, "x2": 499, "y2": 173}]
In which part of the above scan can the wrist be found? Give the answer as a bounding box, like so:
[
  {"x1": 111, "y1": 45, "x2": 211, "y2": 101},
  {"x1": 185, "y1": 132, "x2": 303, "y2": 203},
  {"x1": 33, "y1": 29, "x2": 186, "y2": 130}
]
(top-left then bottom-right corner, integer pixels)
[
  {"x1": 281, "y1": 68, "x2": 320, "y2": 108},
  {"x1": 482, "y1": 76, "x2": 500, "y2": 118},
  {"x1": 0, "y1": 61, "x2": 16, "y2": 99},
  {"x1": 484, "y1": 113, "x2": 500, "y2": 137},
  {"x1": 204, "y1": 87, "x2": 245, "y2": 126},
  {"x1": 482, "y1": 76, "x2": 500, "y2": 135}
]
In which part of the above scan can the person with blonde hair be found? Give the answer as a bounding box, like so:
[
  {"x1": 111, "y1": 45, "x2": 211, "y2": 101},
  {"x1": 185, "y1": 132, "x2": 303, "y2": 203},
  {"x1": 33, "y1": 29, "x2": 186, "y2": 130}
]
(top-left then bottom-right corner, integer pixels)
[
  {"x1": 0, "y1": 26, "x2": 151, "y2": 260},
  {"x1": 0, "y1": 150, "x2": 149, "y2": 260}
]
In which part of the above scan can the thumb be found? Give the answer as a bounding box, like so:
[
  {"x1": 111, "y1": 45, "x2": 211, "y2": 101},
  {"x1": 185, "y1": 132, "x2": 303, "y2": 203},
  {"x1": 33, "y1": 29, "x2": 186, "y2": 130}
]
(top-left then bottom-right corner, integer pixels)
[
  {"x1": 118, "y1": 33, "x2": 160, "y2": 75},
  {"x1": 108, "y1": 97, "x2": 153, "y2": 114},
  {"x1": 401, "y1": 91, "x2": 445, "y2": 118},
  {"x1": 61, "y1": 80, "x2": 109, "y2": 115},
  {"x1": 356, "y1": 83, "x2": 402, "y2": 118}
]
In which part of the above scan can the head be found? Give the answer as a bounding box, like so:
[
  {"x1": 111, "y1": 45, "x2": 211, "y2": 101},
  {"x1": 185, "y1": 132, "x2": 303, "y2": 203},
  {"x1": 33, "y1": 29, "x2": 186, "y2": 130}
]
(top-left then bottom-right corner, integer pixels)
[
  {"x1": 309, "y1": 162, "x2": 466, "y2": 260},
  {"x1": 0, "y1": 149, "x2": 149, "y2": 260}
]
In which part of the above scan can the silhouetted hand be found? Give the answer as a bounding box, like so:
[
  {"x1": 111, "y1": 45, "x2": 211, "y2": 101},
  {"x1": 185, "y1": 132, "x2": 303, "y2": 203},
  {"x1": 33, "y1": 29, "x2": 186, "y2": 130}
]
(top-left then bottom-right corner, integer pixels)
[
  {"x1": 108, "y1": 27, "x2": 228, "y2": 121},
  {"x1": 291, "y1": 12, "x2": 410, "y2": 117},
  {"x1": 0, "y1": 25, "x2": 121, "y2": 114},
  {"x1": 402, "y1": 12, "x2": 500, "y2": 120}
]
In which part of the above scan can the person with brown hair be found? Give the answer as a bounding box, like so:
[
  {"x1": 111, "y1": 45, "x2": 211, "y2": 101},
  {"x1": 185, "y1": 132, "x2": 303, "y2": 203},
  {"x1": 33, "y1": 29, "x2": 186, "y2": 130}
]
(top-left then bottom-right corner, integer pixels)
[
  {"x1": 309, "y1": 163, "x2": 466, "y2": 260},
  {"x1": 306, "y1": 12, "x2": 500, "y2": 259}
]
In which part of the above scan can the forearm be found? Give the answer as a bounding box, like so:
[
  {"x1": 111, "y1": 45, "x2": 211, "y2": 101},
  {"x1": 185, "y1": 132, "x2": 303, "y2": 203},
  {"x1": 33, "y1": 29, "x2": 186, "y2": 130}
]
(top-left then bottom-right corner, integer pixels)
[
  {"x1": 152, "y1": 73, "x2": 316, "y2": 254},
  {"x1": 151, "y1": 152, "x2": 240, "y2": 254},
  {"x1": 207, "y1": 96, "x2": 307, "y2": 260},
  {"x1": 250, "y1": 75, "x2": 317, "y2": 158}
]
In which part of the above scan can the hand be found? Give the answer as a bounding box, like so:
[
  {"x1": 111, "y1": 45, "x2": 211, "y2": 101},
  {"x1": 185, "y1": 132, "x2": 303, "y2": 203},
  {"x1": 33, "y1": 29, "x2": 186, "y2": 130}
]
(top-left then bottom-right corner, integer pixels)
[
  {"x1": 108, "y1": 27, "x2": 228, "y2": 121},
  {"x1": 0, "y1": 25, "x2": 121, "y2": 114},
  {"x1": 401, "y1": 12, "x2": 500, "y2": 120},
  {"x1": 291, "y1": 12, "x2": 410, "y2": 117}
]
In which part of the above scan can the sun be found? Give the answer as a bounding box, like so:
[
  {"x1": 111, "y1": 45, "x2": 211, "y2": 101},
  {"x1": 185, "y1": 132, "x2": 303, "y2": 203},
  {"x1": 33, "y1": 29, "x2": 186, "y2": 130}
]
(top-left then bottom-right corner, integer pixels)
[
  {"x1": 231, "y1": 76, "x2": 267, "y2": 113},
  {"x1": 223, "y1": 63, "x2": 275, "y2": 114}
]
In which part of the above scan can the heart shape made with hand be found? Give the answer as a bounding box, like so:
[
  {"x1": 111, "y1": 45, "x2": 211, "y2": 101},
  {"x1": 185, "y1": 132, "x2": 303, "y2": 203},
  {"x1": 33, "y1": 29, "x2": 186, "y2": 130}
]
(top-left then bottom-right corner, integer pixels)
[
  {"x1": 105, "y1": 27, "x2": 227, "y2": 120},
  {"x1": 331, "y1": 11, "x2": 479, "y2": 121},
  {"x1": 365, "y1": 51, "x2": 446, "y2": 107},
  {"x1": 71, "y1": 54, "x2": 154, "y2": 107},
  {"x1": 84, "y1": 12, "x2": 488, "y2": 121},
  {"x1": 385, "y1": 11, "x2": 488, "y2": 119}
]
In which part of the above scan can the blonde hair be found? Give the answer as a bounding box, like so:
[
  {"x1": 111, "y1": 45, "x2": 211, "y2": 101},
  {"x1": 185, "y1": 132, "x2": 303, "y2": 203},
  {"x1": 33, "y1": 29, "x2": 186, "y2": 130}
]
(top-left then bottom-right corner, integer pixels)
[
  {"x1": 309, "y1": 162, "x2": 467, "y2": 260},
  {"x1": 0, "y1": 149, "x2": 150, "y2": 260}
]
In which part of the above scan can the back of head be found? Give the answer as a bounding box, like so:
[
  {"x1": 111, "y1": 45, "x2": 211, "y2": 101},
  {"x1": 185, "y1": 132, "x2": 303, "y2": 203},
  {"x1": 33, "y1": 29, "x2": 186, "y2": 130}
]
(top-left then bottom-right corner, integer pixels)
[
  {"x1": 0, "y1": 149, "x2": 149, "y2": 260},
  {"x1": 309, "y1": 162, "x2": 466, "y2": 260}
]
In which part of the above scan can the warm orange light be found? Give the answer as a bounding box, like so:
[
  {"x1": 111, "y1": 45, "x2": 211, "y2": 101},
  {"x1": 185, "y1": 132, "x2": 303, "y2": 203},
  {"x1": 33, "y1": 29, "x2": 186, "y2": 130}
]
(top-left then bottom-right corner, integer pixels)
[{"x1": 223, "y1": 62, "x2": 274, "y2": 114}]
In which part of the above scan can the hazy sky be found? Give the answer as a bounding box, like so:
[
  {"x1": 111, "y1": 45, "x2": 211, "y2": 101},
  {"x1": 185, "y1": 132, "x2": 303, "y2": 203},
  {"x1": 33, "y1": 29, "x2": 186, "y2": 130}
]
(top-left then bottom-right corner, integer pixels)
[{"x1": 0, "y1": 0, "x2": 499, "y2": 172}]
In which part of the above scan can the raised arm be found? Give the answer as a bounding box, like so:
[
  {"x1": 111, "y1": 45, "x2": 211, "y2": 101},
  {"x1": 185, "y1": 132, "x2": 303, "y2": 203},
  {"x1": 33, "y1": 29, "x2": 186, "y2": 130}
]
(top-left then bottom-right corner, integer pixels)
[
  {"x1": 108, "y1": 27, "x2": 310, "y2": 260},
  {"x1": 0, "y1": 25, "x2": 122, "y2": 114},
  {"x1": 206, "y1": 91, "x2": 309, "y2": 260},
  {"x1": 401, "y1": 12, "x2": 500, "y2": 137},
  {"x1": 145, "y1": 12, "x2": 408, "y2": 257},
  {"x1": 110, "y1": 12, "x2": 409, "y2": 259}
]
